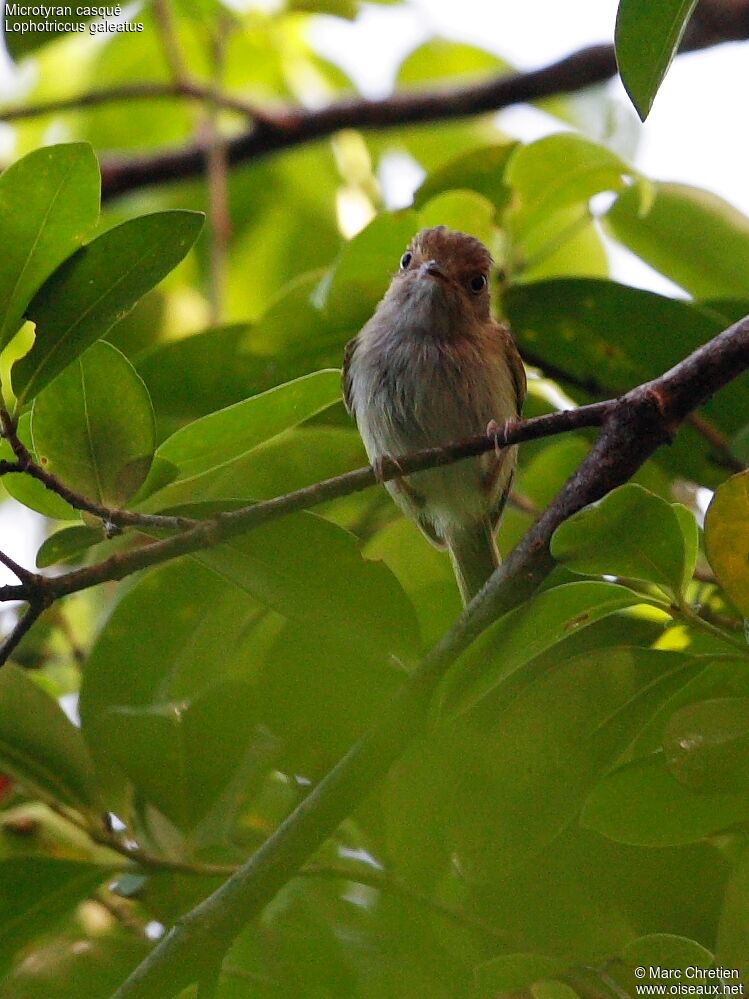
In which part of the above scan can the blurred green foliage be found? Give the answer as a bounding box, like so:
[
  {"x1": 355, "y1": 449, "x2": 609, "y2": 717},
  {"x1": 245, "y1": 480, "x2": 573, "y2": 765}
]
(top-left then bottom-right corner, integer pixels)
[{"x1": 0, "y1": 1, "x2": 748, "y2": 996}]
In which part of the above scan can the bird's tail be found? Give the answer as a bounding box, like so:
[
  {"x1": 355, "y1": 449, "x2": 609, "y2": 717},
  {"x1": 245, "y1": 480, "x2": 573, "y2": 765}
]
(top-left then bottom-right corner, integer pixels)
[{"x1": 446, "y1": 518, "x2": 500, "y2": 607}]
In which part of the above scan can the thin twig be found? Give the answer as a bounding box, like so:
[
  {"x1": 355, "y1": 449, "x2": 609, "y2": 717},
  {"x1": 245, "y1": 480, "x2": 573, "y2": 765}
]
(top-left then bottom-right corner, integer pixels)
[
  {"x1": 0, "y1": 600, "x2": 48, "y2": 664},
  {"x1": 203, "y1": 16, "x2": 232, "y2": 323},
  {"x1": 0, "y1": 401, "x2": 613, "y2": 621},
  {"x1": 0, "y1": 407, "x2": 198, "y2": 532},
  {"x1": 0, "y1": 82, "x2": 260, "y2": 123},
  {"x1": 153, "y1": 0, "x2": 190, "y2": 87}
]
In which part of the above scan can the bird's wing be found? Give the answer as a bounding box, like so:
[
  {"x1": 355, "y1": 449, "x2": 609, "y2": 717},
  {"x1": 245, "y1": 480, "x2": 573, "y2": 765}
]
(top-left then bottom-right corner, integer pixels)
[
  {"x1": 502, "y1": 327, "x2": 527, "y2": 417},
  {"x1": 341, "y1": 335, "x2": 358, "y2": 418}
]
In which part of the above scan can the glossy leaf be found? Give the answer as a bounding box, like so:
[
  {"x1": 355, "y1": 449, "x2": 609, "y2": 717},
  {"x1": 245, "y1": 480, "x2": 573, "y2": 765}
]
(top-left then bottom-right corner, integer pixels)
[
  {"x1": 0, "y1": 144, "x2": 99, "y2": 352},
  {"x1": 506, "y1": 133, "x2": 632, "y2": 237},
  {"x1": 0, "y1": 665, "x2": 101, "y2": 811},
  {"x1": 13, "y1": 210, "x2": 204, "y2": 403},
  {"x1": 505, "y1": 279, "x2": 748, "y2": 486},
  {"x1": 605, "y1": 182, "x2": 749, "y2": 298},
  {"x1": 581, "y1": 753, "x2": 749, "y2": 846},
  {"x1": 664, "y1": 698, "x2": 749, "y2": 793},
  {"x1": 191, "y1": 511, "x2": 419, "y2": 654},
  {"x1": 388, "y1": 647, "x2": 697, "y2": 883},
  {"x1": 615, "y1": 0, "x2": 699, "y2": 120},
  {"x1": 102, "y1": 681, "x2": 260, "y2": 830},
  {"x1": 440, "y1": 581, "x2": 654, "y2": 715},
  {"x1": 417, "y1": 190, "x2": 496, "y2": 249},
  {"x1": 31, "y1": 342, "x2": 155, "y2": 506},
  {"x1": 0, "y1": 412, "x2": 78, "y2": 520},
  {"x1": 551, "y1": 484, "x2": 697, "y2": 598},
  {"x1": 139, "y1": 369, "x2": 342, "y2": 503},
  {"x1": 622, "y1": 932, "x2": 713, "y2": 969},
  {"x1": 79, "y1": 560, "x2": 268, "y2": 765},
  {"x1": 36, "y1": 524, "x2": 103, "y2": 569},
  {"x1": 320, "y1": 211, "x2": 418, "y2": 333},
  {"x1": 413, "y1": 143, "x2": 517, "y2": 212},
  {"x1": 473, "y1": 954, "x2": 568, "y2": 997},
  {"x1": 704, "y1": 471, "x2": 749, "y2": 616}
]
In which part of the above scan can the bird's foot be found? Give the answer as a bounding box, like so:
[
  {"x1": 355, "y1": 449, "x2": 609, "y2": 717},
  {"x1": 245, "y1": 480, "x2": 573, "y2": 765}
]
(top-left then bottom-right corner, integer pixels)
[
  {"x1": 373, "y1": 453, "x2": 403, "y2": 484},
  {"x1": 486, "y1": 419, "x2": 515, "y2": 457}
]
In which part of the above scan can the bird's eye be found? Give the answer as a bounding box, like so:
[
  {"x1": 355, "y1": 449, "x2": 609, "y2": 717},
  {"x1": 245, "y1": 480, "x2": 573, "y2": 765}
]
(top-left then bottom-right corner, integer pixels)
[
  {"x1": 469, "y1": 274, "x2": 487, "y2": 294},
  {"x1": 400, "y1": 251, "x2": 413, "y2": 270}
]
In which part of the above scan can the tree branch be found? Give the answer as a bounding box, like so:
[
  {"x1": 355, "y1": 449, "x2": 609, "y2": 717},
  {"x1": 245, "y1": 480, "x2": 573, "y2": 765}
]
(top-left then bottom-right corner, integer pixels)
[
  {"x1": 96, "y1": 0, "x2": 749, "y2": 201},
  {"x1": 0, "y1": 407, "x2": 198, "y2": 533},
  {"x1": 0, "y1": 401, "x2": 612, "y2": 638},
  {"x1": 111, "y1": 316, "x2": 749, "y2": 998},
  {"x1": 0, "y1": 82, "x2": 260, "y2": 123}
]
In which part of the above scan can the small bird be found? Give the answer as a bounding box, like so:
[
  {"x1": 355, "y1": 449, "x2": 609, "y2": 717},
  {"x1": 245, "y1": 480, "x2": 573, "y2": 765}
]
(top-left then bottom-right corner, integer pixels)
[{"x1": 342, "y1": 225, "x2": 526, "y2": 606}]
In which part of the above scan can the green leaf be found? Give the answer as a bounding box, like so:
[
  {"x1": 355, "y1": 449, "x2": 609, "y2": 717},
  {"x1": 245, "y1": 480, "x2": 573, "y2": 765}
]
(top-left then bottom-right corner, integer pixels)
[
  {"x1": 3, "y1": 10, "x2": 99, "y2": 58},
  {"x1": 397, "y1": 38, "x2": 510, "y2": 87},
  {"x1": 604, "y1": 182, "x2": 749, "y2": 298},
  {"x1": 413, "y1": 143, "x2": 517, "y2": 212},
  {"x1": 441, "y1": 581, "x2": 654, "y2": 715},
  {"x1": 664, "y1": 698, "x2": 749, "y2": 794},
  {"x1": 717, "y1": 846, "x2": 749, "y2": 981},
  {"x1": 31, "y1": 342, "x2": 155, "y2": 507},
  {"x1": 0, "y1": 859, "x2": 108, "y2": 976},
  {"x1": 505, "y1": 133, "x2": 632, "y2": 238},
  {"x1": 0, "y1": 665, "x2": 101, "y2": 811},
  {"x1": 581, "y1": 753, "x2": 749, "y2": 846},
  {"x1": 531, "y1": 982, "x2": 580, "y2": 999},
  {"x1": 36, "y1": 525, "x2": 103, "y2": 569},
  {"x1": 396, "y1": 648, "x2": 697, "y2": 882},
  {"x1": 505, "y1": 279, "x2": 747, "y2": 487},
  {"x1": 614, "y1": 934, "x2": 714, "y2": 996},
  {"x1": 550, "y1": 484, "x2": 697, "y2": 599},
  {"x1": 473, "y1": 954, "x2": 568, "y2": 998},
  {"x1": 79, "y1": 560, "x2": 275, "y2": 806},
  {"x1": 417, "y1": 190, "x2": 496, "y2": 250},
  {"x1": 102, "y1": 681, "x2": 259, "y2": 830},
  {"x1": 191, "y1": 512, "x2": 419, "y2": 655},
  {"x1": 13, "y1": 210, "x2": 204, "y2": 403},
  {"x1": 138, "y1": 369, "x2": 342, "y2": 503},
  {"x1": 0, "y1": 144, "x2": 99, "y2": 352},
  {"x1": 623, "y1": 933, "x2": 713, "y2": 969},
  {"x1": 704, "y1": 471, "x2": 749, "y2": 616},
  {"x1": 319, "y1": 211, "x2": 418, "y2": 333},
  {"x1": 615, "y1": 0, "x2": 699, "y2": 120},
  {"x1": 0, "y1": 412, "x2": 78, "y2": 520}
]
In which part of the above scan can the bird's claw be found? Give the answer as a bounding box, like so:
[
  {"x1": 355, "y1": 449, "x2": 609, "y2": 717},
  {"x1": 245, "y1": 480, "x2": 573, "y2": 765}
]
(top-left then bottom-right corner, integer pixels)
[
  {"x1": 373, "y1": 454, "x2": 403, "y2": 483},
  {"x1": 486, "y1": 419, "x2": 514, "y2": 458}
]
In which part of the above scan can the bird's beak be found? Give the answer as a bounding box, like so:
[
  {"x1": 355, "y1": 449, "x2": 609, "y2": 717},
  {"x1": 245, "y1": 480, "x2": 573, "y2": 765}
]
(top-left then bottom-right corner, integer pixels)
[{"x1": 419, "y1": 260, "x2": 444, "y2": 280}]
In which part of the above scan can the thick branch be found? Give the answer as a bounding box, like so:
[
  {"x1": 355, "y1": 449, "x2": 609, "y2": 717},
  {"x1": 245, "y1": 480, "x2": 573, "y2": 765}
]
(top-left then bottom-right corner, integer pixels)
[
  {"x1": 113, "y1": 317, "x2": 749, "y2": 998},
  {"x1": 98, "y1": 0, "x2": 749, "y2": 201}
]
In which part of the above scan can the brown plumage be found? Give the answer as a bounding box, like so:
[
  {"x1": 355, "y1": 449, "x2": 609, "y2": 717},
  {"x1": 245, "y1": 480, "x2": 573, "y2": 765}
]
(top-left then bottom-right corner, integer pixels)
[{"x1": 343, "y1": 226, "x2": 526, "y2": 605}]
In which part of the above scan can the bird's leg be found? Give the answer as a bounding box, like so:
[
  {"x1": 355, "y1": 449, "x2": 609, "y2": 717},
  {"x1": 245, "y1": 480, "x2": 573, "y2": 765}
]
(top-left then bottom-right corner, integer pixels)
[{"x1": 483, "y1": 419, "x2": 515, "y2": 495}]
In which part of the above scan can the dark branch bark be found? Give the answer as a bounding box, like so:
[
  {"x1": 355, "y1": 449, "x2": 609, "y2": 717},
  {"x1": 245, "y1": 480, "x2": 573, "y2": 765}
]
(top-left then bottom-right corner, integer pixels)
[
  {"x1": 97, "y1": 0, "x2": 749, "y2": 201},
  {"x1": 112, "y1": 316, "x2": 749, "y2": 998}
]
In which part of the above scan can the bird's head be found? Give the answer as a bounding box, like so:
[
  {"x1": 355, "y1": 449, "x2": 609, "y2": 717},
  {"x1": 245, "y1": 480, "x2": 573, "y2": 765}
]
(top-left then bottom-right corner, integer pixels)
[{"x1": 388, "y1": 226, "x2": 493, "y2": 327}]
